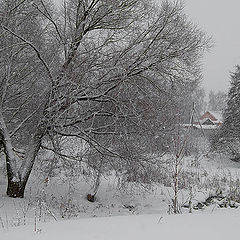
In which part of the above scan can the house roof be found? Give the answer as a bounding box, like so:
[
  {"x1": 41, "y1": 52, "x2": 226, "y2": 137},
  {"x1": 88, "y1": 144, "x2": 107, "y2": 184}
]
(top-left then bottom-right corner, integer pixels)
[{"x1": 199, "y1": 111, "x2": 223, "y2": 124}]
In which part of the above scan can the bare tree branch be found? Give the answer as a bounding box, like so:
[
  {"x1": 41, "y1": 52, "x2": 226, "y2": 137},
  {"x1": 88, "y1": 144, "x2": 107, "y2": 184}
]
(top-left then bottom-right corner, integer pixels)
[{"x1": 1, "y1": 25, "x2": 54, "y2": 84}]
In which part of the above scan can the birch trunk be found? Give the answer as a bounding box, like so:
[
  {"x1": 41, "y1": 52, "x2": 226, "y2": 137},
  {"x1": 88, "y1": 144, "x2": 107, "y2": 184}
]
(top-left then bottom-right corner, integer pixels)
[
  {"x1": 6, "y1": 130, "x2": 44, "y2": 198},
  {"x1": 0, "y1": 110, "x2": 45, "y2": 197},
  {"x1": 0, "y1": 112, "x2": 20, "y2": 197}
]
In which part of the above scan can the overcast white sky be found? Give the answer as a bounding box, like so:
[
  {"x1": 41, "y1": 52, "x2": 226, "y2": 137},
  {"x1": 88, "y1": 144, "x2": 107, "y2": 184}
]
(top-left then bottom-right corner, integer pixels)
[
  {"x1": 184, "y1": 0, "x2": 240, "y2": 93},
  {"x1": 54, "y1": 0, "x2": 240, "y2": 93}
]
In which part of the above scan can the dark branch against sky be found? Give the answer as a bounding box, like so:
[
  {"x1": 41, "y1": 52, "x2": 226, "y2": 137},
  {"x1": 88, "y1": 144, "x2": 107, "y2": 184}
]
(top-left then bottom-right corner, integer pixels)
[{"x1": 53, "y1": 0, "x2": 240, "y2": 93}]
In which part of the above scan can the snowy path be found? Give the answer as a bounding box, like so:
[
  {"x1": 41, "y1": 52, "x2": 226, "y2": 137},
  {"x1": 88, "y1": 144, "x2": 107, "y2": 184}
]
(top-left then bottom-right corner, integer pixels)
[{"x1": 1, "y1": 209, "x2": 240, "y2": 240}]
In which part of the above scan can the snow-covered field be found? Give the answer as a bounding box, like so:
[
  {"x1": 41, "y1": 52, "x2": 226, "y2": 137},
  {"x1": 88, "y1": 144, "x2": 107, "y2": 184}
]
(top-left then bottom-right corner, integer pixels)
[
  {"x1": 1, "y1": 153, "x2": 240, "y2": 239},
  {"x1": 1, "y1": 209, "x2": 240, "y2": 240}
]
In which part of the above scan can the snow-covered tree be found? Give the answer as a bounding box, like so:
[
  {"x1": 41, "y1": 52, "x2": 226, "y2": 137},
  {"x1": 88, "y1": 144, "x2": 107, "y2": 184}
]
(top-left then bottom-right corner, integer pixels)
[
  {"x1": 211, "y1": 66, "x2": 240, "y2": 159},
  {"x1": 0, "y1": 0, "x2": 211, "y2": 198}
]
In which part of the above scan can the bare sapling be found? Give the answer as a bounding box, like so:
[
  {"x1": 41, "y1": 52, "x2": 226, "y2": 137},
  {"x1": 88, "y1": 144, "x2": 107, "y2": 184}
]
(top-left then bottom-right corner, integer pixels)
[{"x1": 171, "y1": 104, "x2": 196, "y2": 214}]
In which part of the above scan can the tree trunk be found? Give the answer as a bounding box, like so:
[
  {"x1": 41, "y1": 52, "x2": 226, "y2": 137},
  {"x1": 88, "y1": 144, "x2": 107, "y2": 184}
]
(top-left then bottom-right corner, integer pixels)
[
  {"x1": 6, "y1": 180, "x2": 27, "y2": 198},
  {"x1": 5, "y1": 154, "x2": 24, "y2": 197},
  {"x1": 1, "y1": 114, "x2": 45, "y2": 198},
  {"x1": 6, "y1": 153, "x2": 32, "y2": 198}
]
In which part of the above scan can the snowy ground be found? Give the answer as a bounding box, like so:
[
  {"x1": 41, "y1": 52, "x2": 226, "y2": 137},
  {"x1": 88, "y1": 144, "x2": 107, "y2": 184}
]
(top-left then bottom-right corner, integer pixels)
[
  {"x1": 1, "y1": 209, "x2": 240, "y2": 240},
  {"x1": 1, "y1": 153, "x2": 240, "y2": 239}
]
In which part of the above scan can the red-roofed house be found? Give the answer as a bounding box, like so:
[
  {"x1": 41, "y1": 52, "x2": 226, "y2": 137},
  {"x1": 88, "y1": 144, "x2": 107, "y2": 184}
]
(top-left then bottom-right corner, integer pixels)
[
  {"x1": 199, "y1": 111, "x2": 223, "y2": 127},
  {"x1": 182, "y1": 111, "x2": 223, "y2": 131}
]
